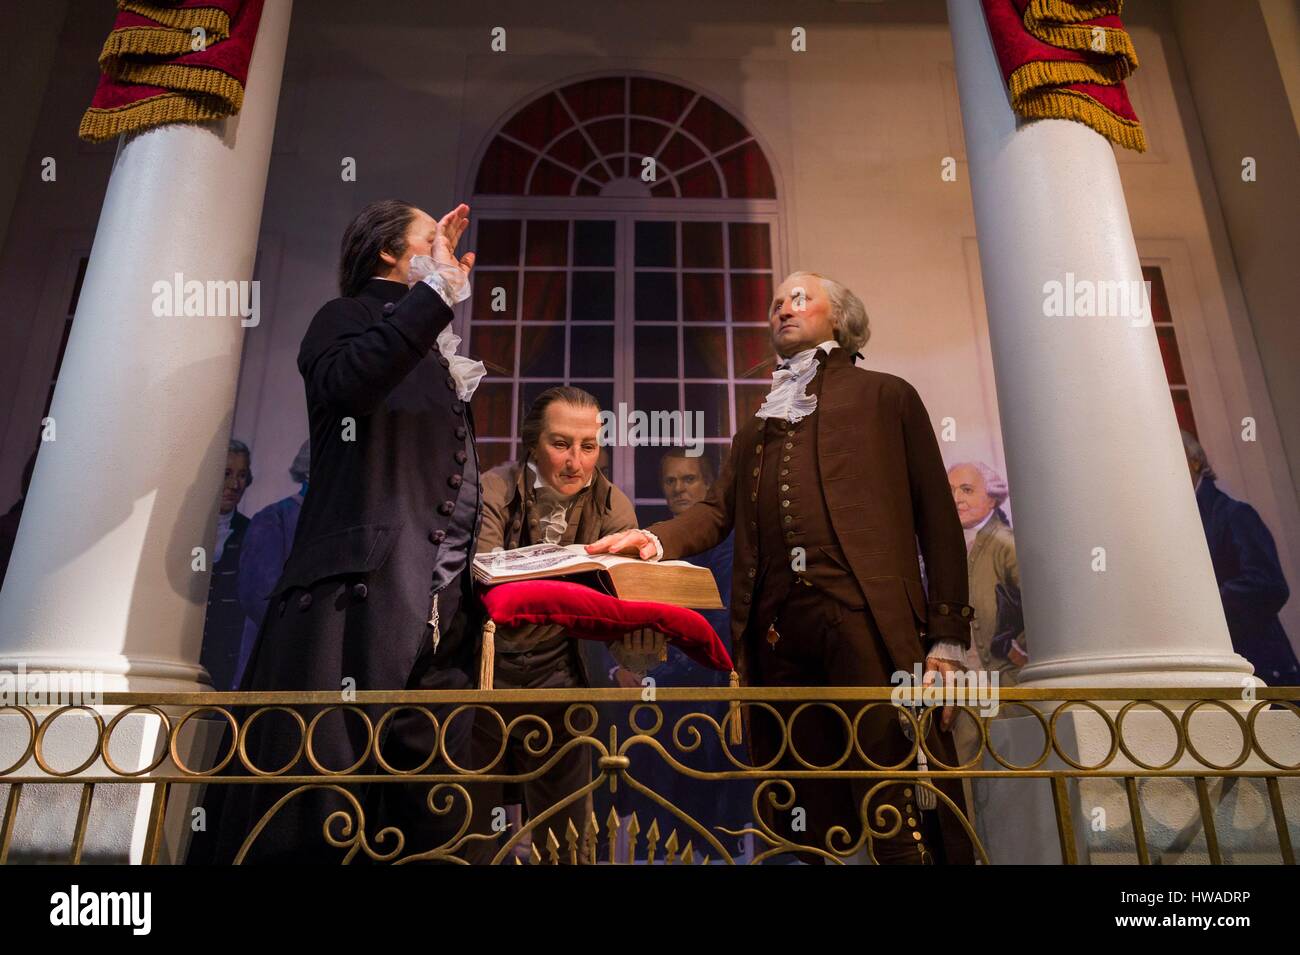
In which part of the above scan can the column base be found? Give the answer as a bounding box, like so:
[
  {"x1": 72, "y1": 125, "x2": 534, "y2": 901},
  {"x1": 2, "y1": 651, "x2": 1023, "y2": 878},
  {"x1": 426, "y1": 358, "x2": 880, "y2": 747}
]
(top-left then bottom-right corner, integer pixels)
[
  {"x1": 0, "y1": 707, "x2": 223, "y2": 863},
  {"x1": 1018, "y1": 650, "x2": 1259, "y2": 691},
  {"x1": 972, "y1": 707, "x2": 1300, "y2": 864}
]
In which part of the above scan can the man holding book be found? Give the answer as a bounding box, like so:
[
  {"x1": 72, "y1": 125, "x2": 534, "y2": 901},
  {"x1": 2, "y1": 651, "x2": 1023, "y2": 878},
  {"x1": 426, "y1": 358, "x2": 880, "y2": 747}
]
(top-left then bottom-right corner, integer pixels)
[
  {"x1": 467, "y1": 386, "x2": 663, "y2": 861},
  {"x1": 587, "y1": 272, "x2": 977, "y2": 865}
]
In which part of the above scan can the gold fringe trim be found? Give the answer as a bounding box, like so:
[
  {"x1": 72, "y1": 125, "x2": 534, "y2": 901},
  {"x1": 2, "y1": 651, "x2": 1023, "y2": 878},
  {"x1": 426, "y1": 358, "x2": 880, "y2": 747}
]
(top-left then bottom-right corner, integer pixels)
[
  {"x1": 1020, "y1": 86, "x2": 1148, "y2": 152},
  {"x1": 109, "y1": 60, "x2": 246, "y2": 111},
  {"x1": 78, "y1": 91, "x2": 233, "y2": 144},
  {"x1": 1025, "y1": 0, "x2": 1123, "y2": 27},
  {"x1": 1008, "y1": 57, "x2": 1129, "y2": 103},
  {"x1": 1025, "y1": 22, "x2": 1138, "y2": 69},
  {"x1": 99, "y1": 26, "x2": 199, "y2": 67},
  {"x1": 118, "y1": 1, "x2": 231, "y2": 39},
  {"x1": 479, "y1": 619, "x2": 496, "y2": 690}
]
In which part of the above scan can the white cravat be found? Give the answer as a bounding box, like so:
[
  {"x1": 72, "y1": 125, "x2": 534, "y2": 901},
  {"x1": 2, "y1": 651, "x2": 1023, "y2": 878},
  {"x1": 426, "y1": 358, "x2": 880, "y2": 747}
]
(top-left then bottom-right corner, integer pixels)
[
  {"x1": 963, "y1": 510, "x2": 995, "y2": 551},
  {"x1": 527, "y1": 460, "x2": 594, "y2": 544},
  {"x1": 754, "y1": 340, "x2": 839, "y2": 424}
]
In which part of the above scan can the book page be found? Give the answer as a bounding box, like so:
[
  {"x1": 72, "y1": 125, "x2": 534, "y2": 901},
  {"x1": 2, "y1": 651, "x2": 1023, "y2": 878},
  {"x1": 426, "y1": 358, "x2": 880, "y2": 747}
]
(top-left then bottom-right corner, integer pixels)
[
  {"x1": 570, "y1": 544, "x2": 699, "y2": 570},
  {"x1": 473, "y1": 542, "x2": 593, "y2": 577}
]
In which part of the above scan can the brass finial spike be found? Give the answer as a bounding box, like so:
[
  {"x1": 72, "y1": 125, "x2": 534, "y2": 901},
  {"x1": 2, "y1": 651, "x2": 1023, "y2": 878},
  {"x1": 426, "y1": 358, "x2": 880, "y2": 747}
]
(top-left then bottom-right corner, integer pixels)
[
  {"x1": 546, "y1": 828, "x2": 560, "y2": 865},
  {"x1": 645, "y1": 818, "x2": 660, "y2": 863},
  {"x1": 682, "y1": 841, "x2": 695, "y2": 865},
  {"x1": 664, "y1": 829, "x2": 680, "y2": 864},
  {"x1": 565, "y1": 818, "x2": 581, "y2": 865},
  {"x1": 606, "y1": 808, "x2": 622, "y2": 864},
  {"x1": 626, "y1": 812, "x2": 641, "y2": 861},
  {"x1": 586, "y1": 811, "x2": 599, "y2": 865},
  {"x1": 529, "y1": 842, "x2": 542, "y2": 866}
]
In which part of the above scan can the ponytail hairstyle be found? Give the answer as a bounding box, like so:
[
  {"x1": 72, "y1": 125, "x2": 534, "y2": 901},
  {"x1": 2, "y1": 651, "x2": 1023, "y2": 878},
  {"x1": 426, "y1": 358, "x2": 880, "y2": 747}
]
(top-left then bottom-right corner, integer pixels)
[{"x1": 338, "y1": 199, "x2": 418, "y2": 298}]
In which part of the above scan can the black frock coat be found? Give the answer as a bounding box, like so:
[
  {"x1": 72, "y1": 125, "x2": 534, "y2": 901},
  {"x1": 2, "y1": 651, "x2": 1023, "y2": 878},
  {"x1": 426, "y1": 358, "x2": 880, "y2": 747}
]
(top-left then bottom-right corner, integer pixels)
[{"x1": 197, "y1": 276, "x2": 484, "y2": 863}]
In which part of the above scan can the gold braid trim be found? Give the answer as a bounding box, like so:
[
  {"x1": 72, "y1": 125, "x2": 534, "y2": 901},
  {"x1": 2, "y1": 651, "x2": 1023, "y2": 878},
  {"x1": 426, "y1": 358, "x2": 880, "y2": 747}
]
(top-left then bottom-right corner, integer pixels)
[
  {"x1": 1009, "y1": 58, "x2": 1130, "y2": 103},
  {"x1": 118, "y1": 1, "x2": 231, "y2": 39},
  {"x1": 99, "y1": 26, "x2": 196, "y2": 66},
  {"x1": 1019, "y1": 86, "x2": 1148, "y2": 152},
  {"x1": 78, "y1": 91, "x2": 232, "y2": 144},
  {"x1": 109, "y1": 60, "x2": 245, "y2": 110}
]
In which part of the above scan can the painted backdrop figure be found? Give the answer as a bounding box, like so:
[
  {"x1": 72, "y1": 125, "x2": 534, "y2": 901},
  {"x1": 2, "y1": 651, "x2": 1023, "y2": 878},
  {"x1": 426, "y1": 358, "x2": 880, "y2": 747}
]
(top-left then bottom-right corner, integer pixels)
[
  {"x1": 1183, "y1": 431, "x2": 1300, "y2": 685},
  {"x1": 200, "y1": 440, "x2": 253, "y2": 691},
  {"x1": 589, "y1": 272, "x2": 977, "y2": 864},
  {"x1": 233, "y1": 439, "x2": 309, "y2": 690},
  {"x1": 201, "y1": 199, "x2": 485, "y2": 864},
  {"x1": 607, "y1": 447, "x2": 750, "y2": 852},
  {"x1": 948, "y1": 461, "x2": 1023, "y2": 683}
]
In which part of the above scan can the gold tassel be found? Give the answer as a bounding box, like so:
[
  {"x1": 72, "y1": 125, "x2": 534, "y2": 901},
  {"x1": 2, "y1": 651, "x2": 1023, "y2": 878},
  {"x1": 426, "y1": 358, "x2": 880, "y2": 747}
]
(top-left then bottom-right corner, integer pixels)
[
  {"x1": 727, "y1": 670, "x2": 742, "y2": 746},
  {"x1": 479, "y1": 619, "x2": 496, "y2": 690}
]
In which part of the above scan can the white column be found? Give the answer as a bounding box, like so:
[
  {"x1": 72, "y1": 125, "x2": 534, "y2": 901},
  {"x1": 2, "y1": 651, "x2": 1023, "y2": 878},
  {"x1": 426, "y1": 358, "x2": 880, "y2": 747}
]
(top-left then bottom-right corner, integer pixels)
[
  {"x1": 0, "y1": 0, "x2": 293, "y2": 692},
  {"x1": 946, "y1": 0, "x2": 1253, "y2": 689}
]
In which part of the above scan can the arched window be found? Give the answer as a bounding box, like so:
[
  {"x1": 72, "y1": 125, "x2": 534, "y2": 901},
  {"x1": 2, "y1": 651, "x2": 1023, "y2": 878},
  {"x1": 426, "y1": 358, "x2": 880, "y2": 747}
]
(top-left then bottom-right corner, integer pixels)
[{"x1": 467, "y1": 73, "x2": 783, "y2": 516}]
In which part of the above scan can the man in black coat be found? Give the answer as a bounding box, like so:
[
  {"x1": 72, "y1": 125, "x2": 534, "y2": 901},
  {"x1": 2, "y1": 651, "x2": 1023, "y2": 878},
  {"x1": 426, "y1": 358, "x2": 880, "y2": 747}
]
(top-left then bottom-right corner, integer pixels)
[
  {"x1": 199, "y1": 199, "x2": 486, "y2": 864},
  {"x1": 1184, "y1": 431, "x2": 1300, "y2": 685}
]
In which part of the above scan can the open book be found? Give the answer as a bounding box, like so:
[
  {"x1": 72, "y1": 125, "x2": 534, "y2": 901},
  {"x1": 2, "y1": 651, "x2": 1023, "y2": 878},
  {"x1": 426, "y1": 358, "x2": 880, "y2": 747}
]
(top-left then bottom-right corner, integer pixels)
[{"x1": 472, "y1": 542, "x2": 723, "y2": 610}]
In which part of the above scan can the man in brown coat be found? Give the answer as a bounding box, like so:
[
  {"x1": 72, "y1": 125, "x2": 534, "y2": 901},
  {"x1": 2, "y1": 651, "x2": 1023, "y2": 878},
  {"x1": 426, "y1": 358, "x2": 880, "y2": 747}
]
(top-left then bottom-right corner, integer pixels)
[
  {"x1": 589, "y1": 272, "x2": 977, "y2": 864},
  {"x1": 467, "y1": 386, "x2": 659, "y2": 862}
]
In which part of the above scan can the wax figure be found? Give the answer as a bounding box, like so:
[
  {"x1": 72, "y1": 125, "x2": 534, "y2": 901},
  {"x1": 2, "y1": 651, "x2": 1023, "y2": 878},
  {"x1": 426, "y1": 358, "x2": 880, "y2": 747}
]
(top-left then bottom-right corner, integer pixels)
[
  {"x1": 466, "y1": 387, "x2": 661, "y2": 862},
  {"x1": 589, "y1": 272, "x2": 977, "y2": 864},
  {"x1": 196, "y1": 199, "x2": 486, "y2": 864}
]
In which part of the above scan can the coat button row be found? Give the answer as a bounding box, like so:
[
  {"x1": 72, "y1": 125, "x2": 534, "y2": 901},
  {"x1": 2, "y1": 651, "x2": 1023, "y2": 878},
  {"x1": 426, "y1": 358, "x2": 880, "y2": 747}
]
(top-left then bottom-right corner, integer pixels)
[
  {"x1": 298, "y1": 592, "x2": 313, "y2": 611},
  {"x1": 438, "y1": 356, "x2": 450, "y2": 369},
  {"x1": 438, "y1": 500, "x2": 455, "y2": 515},
  {"x1": 451, "y1": 401, "x2": 463, "y2": 414},
  {"x1": 429, "y1": 529, "x2": 446, "y2": 544},
  {"x1": 382, "y1": 302, "x2": 396, "y2": 316},
  {"x1": 454, "y1": 450, "x2": 468, "y2": 464},
  {"x1": 455, "y1": 426, "x2": 467, "y2": 439},
  {"x1": 444, "y1": 378, "x2": 456, "y2": 391},
  {"x1": 352, "y1": 582, "x2": 368, "y2": 600},
  {"x1": 448, "y1": 474, "x2": 463, "y2": 489}
]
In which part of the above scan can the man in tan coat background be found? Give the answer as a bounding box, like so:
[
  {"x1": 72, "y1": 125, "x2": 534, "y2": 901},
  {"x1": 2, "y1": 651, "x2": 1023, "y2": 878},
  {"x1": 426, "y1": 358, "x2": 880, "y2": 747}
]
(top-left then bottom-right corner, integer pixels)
[{"x1": 590, "y1": 272, "x2": 977, "y2": 864}]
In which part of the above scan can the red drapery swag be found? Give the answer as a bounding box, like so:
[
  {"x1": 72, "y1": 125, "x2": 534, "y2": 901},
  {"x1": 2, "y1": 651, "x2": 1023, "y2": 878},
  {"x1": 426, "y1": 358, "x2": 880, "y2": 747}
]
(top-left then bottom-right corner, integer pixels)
[
  {"x1": 79, "y1": 0, "x2": 265, "y2": 144},
  {"x1": 980, "y1": 0, "x2": 1147, "y2": 152}
]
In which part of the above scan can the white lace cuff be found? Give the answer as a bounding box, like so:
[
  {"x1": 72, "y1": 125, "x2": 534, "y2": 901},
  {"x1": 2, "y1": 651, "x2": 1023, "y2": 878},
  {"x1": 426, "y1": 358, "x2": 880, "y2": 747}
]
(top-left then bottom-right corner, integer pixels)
[
  {"x1": 644, "y1": 531, "x2": 664, "y2": 562},
  {"x1": 418, "y1": 261, "x2": 470, "y2": 306},
  {"x1": 925, "y1": 639, "x2": 968, "y2": 665}
]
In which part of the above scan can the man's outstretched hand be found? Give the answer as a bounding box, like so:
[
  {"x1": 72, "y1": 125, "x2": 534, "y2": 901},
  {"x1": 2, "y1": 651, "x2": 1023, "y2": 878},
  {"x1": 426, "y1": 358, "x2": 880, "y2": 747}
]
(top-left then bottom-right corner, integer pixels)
[{"x1": 586, "y1": 529, "x2": 658, "y2": 560}]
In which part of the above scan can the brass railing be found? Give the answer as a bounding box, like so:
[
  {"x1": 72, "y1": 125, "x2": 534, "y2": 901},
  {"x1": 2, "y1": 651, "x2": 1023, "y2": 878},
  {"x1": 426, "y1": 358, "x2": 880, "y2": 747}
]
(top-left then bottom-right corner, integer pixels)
[{"x1": 1, "y1": 687, "x2": 1296, "y2": 864}]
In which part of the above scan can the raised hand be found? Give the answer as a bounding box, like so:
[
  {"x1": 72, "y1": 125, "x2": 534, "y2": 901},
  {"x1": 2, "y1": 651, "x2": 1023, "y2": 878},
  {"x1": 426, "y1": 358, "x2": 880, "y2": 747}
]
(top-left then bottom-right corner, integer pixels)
[{"x1": 433, "y1": 203, "x2": 474, "y2": 276}]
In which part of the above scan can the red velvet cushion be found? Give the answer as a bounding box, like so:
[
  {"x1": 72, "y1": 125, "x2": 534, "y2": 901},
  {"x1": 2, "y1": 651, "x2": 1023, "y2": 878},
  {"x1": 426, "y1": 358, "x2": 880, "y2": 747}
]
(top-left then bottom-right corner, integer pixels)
[{"x1": 479, "y1": 580, "x2": 734, "y2": 673}]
